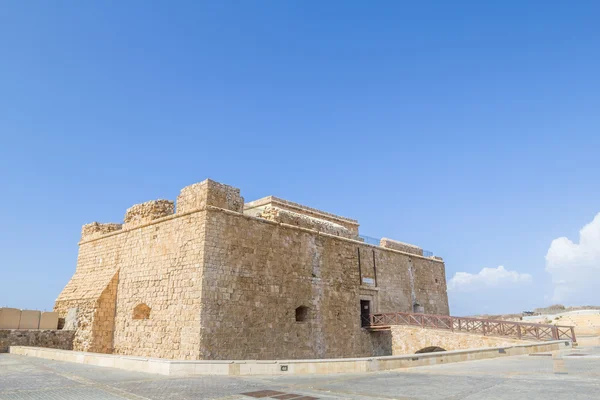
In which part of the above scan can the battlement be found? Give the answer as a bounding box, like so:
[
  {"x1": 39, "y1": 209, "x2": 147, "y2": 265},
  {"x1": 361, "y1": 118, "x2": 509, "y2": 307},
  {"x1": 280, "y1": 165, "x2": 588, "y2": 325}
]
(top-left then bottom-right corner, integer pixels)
[
  {"x1": 123, "y1": 200, "x2": 174, "y2": 229},
  {"x1": 81, "y1": 222, "x2": 123, "y2": 241},
  {"x1": 177, "y1": 179, "x2": 244, "y2": 214},
  {"x1": 79, "y1": 180, "x2": 243, "y2": 241},
  {"x1": 77, "y1": 180, "x2": 432, "y2": 256}
]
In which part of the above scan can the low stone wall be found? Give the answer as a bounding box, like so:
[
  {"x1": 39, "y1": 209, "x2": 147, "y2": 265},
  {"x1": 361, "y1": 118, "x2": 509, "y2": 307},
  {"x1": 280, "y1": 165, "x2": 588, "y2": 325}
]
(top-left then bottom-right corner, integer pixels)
[
  {"x1": 0, "y1": 330, "x2": 74, "y2": 353},
  {"x1": 0, "y1": 308, "x2": 59, "y2": 330},
  {"x1": 390, "y1": 325, "x2": 527, "y2": 354},
  {"x1": 576, "y1": 336, "x2": 600, "y2": 346},
  {"x1": 10, "y1": 340, "x2": 572, "y2": 376}
]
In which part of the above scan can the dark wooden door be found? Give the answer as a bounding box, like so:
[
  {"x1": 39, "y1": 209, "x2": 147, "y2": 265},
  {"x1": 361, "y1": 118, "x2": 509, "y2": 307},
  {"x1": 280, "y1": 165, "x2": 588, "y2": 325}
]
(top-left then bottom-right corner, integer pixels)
[{"x1": 360, "y1": 300, "x2": 371, "y2": 327}]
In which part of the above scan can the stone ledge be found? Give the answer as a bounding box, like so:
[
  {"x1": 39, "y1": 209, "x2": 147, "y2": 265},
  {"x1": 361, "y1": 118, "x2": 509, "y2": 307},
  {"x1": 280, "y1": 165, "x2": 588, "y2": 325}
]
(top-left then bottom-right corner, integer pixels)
[{"x1": 9, "y1": 340, "x2": 570, "y2": 376}]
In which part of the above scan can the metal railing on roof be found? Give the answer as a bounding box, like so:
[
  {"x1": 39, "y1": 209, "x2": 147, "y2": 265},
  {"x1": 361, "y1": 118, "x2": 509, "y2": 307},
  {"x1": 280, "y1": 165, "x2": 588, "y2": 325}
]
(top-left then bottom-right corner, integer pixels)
[{"x1": 359, "y1": 235, "x2": 381, "y2": 246}]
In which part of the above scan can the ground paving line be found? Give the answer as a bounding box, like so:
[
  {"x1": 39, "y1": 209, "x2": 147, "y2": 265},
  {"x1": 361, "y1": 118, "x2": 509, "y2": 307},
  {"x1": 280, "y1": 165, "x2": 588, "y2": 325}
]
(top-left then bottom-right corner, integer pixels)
[
  {"x1": 441, "y1": 379, "x2": 506, "y2": 400},
  {"x1": 306, "y1": 388, "x2": 414, "y2": 399},
  {"x1": 241, "y1": 377, "x2": 415, "y2": 400},
  {"x1": 18, "y1": 360, "x2": 152, "y2": 400}
]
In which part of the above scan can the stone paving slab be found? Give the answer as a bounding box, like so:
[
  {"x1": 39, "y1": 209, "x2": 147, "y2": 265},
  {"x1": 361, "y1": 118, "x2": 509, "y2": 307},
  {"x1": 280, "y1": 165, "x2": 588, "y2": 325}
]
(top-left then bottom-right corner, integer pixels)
[
  {"x1": 0, "y1": 387, "x2": 128, "y2": 400},
  {"x1": 1, "y1": 346, "x2": 599, "y2": 399}
]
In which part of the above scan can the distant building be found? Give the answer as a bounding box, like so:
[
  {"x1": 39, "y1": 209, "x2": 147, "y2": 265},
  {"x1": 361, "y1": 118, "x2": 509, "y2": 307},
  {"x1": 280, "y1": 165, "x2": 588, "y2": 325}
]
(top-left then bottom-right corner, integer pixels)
[{"x1": 523, "y1": 311, "x2": 535, "y2": 316}]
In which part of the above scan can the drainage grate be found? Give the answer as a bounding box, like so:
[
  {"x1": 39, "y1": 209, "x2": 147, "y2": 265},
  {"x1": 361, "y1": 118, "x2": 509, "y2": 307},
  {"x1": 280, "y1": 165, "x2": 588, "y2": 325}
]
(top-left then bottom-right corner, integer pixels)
[
  {"x1": 241, "y1": 390, "x2": 319, "y2": 399},
  {"x1": 241, "y1": 390, "x2": 287, "y2": 398}
]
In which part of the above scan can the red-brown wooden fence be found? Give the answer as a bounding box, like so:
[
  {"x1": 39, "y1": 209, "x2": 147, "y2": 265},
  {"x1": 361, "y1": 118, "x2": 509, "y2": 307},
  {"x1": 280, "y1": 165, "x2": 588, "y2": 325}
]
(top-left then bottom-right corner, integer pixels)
[{"x1": 369, "y1": 312, "x2": 576, "y2": 342}]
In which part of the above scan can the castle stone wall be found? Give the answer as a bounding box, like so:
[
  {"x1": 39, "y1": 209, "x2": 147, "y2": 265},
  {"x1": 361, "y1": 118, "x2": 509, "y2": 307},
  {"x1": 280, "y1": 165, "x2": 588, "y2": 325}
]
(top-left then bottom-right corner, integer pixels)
[
  {"x1": 111, "y1": 211, "x2": 207, "y2": 359},
  {"x1": 56, "y1": 200, "x2": 209, "y2": 359},
  {"x1": 197, "y1": 206, "x2": 448, "y2": 360},
  {"x1": 55, "y1": 179, "x2": 449, "y2": 360}
]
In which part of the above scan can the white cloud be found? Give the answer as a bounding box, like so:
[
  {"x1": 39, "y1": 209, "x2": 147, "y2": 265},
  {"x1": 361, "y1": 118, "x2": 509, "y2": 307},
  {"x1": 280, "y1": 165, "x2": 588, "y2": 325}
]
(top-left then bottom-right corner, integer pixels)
[
  {"x1": 448, "y1": 265, "x2": 532, "y2": 292},
  {"x1": 546, "y1": 213, "x2": 600, "y2": 304}
]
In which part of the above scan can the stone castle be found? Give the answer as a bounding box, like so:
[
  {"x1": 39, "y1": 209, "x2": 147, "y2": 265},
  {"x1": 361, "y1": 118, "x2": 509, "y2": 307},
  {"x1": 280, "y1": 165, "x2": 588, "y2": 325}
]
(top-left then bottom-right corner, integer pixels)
[{"x1": 55, "y1": 179, "x2": 449, "y2": 360}]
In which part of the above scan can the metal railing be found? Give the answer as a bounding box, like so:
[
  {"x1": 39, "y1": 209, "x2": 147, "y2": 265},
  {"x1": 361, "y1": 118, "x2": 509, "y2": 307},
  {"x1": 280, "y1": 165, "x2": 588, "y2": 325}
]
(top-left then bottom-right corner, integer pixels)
[
  {"x1": 369, "y1": 312, "x2": 577, "y2": 342},
  {"x1": 359, "y1": 235, "x2": 381, "y2": 246}
]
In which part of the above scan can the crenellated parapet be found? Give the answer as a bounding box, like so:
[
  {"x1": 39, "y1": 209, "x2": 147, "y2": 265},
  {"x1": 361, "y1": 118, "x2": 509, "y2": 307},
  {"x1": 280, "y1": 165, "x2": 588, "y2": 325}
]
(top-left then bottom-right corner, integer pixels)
[
  {"x1": 81, "y1": 222, "x2": 122, "y2": 241},
  {"x1": 123, "y1": 200, "x2": 174, "y2": 229},
  {"x1": 177, "y1": 179, "x2": 244, "y2": 214},
  {"x1": 78, "y1": 180, "x2": 245, "y2": 241}
]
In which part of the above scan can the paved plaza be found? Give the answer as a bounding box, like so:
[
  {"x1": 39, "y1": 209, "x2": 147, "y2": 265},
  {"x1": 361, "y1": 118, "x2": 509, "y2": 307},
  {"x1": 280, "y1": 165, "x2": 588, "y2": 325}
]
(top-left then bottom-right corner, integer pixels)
[{"x1": 0, "y1": 346, "x2": 599, "y2": 399}]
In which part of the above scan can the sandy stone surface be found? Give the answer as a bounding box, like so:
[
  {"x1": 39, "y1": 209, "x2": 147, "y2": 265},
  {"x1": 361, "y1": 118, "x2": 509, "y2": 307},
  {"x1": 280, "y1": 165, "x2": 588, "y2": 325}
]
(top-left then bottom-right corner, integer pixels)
[{"x1": 54, "y1": 179, "x2": 449, "y2": 360}]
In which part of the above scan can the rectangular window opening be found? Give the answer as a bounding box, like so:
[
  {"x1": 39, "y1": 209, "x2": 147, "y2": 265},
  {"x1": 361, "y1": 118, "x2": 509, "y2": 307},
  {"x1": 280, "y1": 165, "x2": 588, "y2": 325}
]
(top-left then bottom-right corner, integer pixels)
[{"x1": 360, "y1": 299, "x2": 371, "y2": 327}]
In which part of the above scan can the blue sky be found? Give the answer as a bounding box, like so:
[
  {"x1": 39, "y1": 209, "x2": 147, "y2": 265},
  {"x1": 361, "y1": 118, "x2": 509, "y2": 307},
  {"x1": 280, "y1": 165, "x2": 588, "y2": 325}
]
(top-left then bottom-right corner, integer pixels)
[{"x1": 1, "y1": 1, "x2": 599, "y2": 316}]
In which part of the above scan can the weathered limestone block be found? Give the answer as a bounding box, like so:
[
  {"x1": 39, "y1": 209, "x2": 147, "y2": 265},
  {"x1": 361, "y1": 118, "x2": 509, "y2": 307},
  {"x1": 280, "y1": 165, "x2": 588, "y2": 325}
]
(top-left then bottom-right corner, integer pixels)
[
  {"x1": 0, "y1": 308, "x2": 21, "y2": 329},
  {"x1": 380, "y1": 238, "x2": 424, "y2": 256},
  {"x1": 177, "y1": 179, "x2": 243, "y2": 214},
  {"x1": 258, "y1": 206, "x2": 355, "y2": 238},
  {"x1": 18, "y1": 310, "x2": 40, "y2": 329},
  {"x1": 54, "y1": 300, "x2": 97, "y2": 352},
  {"x1": 39, "y1": 312, "x2": 59, "y2": 330},
  {"x1": 123, "y1": 200, "x2": 174, "y2": 228},
  {"x1": 81, "y1": 222, "x2": 122, "y2": 241},
  {"x1": 63, "y1": 308, "x2": 78, "y2": 330}
]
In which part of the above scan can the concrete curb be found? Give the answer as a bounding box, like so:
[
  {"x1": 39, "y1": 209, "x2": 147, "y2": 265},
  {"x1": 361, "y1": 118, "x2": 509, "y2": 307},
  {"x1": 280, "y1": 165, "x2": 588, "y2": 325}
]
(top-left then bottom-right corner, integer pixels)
[{"x1": 9, "y1": 340, "x2": 572, "y2": 376}]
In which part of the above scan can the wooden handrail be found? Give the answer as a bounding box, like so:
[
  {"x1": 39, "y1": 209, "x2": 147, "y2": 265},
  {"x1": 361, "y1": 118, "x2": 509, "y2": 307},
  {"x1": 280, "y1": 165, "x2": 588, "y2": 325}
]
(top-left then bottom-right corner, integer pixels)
[{"x1": 369, "y1": 311, "x2": 576, "y2": 342}]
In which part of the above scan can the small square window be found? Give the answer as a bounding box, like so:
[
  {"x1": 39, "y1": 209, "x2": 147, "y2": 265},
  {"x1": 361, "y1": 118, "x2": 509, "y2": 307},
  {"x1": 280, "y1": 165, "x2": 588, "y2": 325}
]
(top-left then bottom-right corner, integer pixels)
[{"x1": 295, "y1": 306, "x2": 308, "y2": 322}]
